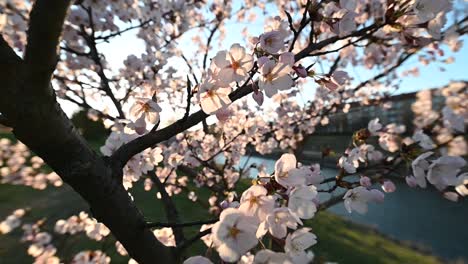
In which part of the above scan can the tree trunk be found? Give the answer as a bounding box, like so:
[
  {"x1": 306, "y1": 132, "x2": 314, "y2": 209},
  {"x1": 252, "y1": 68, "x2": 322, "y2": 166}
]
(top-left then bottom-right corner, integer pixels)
[{"x1": 0, "y1": 39, "x2": 174, "y2": 264}]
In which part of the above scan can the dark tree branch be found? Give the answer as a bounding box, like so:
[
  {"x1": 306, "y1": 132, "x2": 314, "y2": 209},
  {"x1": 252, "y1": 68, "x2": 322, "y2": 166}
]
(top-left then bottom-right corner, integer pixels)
[
  {"x1": 80, "y1": 7, "x2": 126, "y2": 119},
  {"x1": 24, "y1": 0, "x2": 71, "y2": 90},
  {"x1": 288, "y1": 0, "x2": 312, "y2": 52},
  {"x1": 60, "y1": 44, "x2": 90, "y2": 56},
  {"x1": 177, "y1": 228, "x2": 212, "y2": 253},
  {"x1": 202, "y1": 22, "x2": 222, "y2": 70},
  {"x1": 0, "y1": 114, "x2": 12, "y2": 127},
  {"x1": 0, "y1": 35, "x2": 22, "y2": 64},
  {"x1": 294, "y1": 23, "x2": 382, "y2": 61},
  {"x1": 95, "y1": 19, "x2": 153, "y2": 42},
  {"x1": 150, "y1": 172, "x2": 186, "y2": 247},
  {"x1": 111, "y1": 82, "x2": 254, "y2": 169}
]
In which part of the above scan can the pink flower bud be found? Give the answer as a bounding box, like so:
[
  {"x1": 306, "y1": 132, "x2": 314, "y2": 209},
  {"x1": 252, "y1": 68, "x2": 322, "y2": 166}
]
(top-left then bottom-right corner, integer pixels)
[
  {"x1": 293, "y1": 65, "x2": 308, "y2": 78},
  {"x1": 382, "y1": 180, "x2": 396, "y2": 193},
  {"x1": 252, "y1": 91, "x2": 264, "y2": 106},
  {"x1": 405, "y1": 176, "x2": 418, "y2": 188},
  {"x1": 360, "y1": 176, "x2": 372, "y2": 187},
  {"x1": 317, "y1": 78, "x2": 339, "y2": 91},
  {"x1": 219, "y1": 200, "x2": 229, "y2": 209}
]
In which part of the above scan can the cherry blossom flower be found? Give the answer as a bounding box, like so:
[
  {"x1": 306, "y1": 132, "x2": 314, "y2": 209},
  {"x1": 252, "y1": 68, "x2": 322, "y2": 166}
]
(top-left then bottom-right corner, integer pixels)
[
  {"x1": 284, "y1": 228, "x2": 317, "y2": 259},
  {"x1": 412, "y1": 152, "x2": 434, "y2": 188},
  {"x1": 412, "y1": 130, "x2": 435, "y2": 150},
  {"x1": 198, "y1": 79, "x2": 232, "y2": 115},
  {"x1": 274, "y1": 154, "x2": 306, "y2": 188},
  {"x1": 378, "y1": 133, "x2": 400, "y2": 152},
  {"x1": 288, "y1": 185, "x2": 318, "y2": 220},
  {"x1": 183, "y1": 256, "x2": 213, "y2": 264},
  {"x1": 211, "y1": 208, "x2": 259, "y2": 262},
  {"x1": 257, "y1": 208, "x2": 302, "y2": 239},
  {"x1": 153, "y1": 227, "x2": 176, "y2": 247},
  {"x1": 343, "y1": 186, "x2": 374, "y2": 214},
  {"x1": 338, "y1": 156, "x2": 357, "y2": 174},
  {"x1": 259, "y1": 31, "x2": 286, "y2": 54},
  {"x1": 72, "y1": 250, "x2": 110, "y2": 264},
  {"x1": 338, "y1": 11, "x2": 357, "y2": 37},
  {"x1": 427, "y1": 12, "x2": 447, "y2": 39},
  {"x1": 127, "y1": 115, "x2": 147, "y2": 135},
  {"x1": 442, "y1": 106, "x2": 465, "y2": 133},
  {"x1": 304, "y1": 164, "x2": 323, "y2": 185},
  {"x1": 263, "y1": 16, "x2": 290, "y2": 38},
  {"x1": 368, "y1": 118, "x2": 382, "y2": 135},
  {"x1": 239, "y1": 185, "x2": 275, "y2": 221},
  {"x1": 427, "y1": 156, "x2": 466, "y2": 190},
  {"x1": 213, "y1": 44, "x2": 254, "y2": 85},
  {"x1": 381, "y1": 180, "x2": 396, "y2": 193},
  {"x1": 413, "y1": 0, "x2": 451, "y2": 23},
  {"x1": 360, "y1": 176, "x2": 372, "y2": 187},
  {"x1": 258, "y1": 55, "x2": 294, "y2": 98},
  {"x1": 254, "y1": 249, "x2": 292, "y2": 264},
  {"x1": 129, "y1": 97, "x2": 162, "y2": 124},
  {"x1": 0, "y1": 209, "x2": 25, "y2": 234},
  {"x1": 406, "y1": 176, "x2": 418, "y2": 188}
]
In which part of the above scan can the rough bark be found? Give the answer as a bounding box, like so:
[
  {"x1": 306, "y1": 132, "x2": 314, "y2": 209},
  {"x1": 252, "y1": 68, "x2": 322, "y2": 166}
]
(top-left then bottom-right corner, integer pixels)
[{"x1": 0, "y1": 3, "x2": 174, "y2": 262}]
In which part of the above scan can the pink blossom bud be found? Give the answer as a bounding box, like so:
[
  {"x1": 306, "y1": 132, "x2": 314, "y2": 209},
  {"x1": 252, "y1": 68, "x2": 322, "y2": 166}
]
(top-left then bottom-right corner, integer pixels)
[
  {"x1": 219, "y1": 200, "x2": 229, "y2": 209},
  {"x1": 443, "y1": 192, "x2": 459, "y2": 202},
  {"x1": 133, "y1": 117, "x2": 147, "y2": 135},
  {"x1": 405, "y1": 176, "x2": 418, "y2": 188},
  {"x1": 331, "y1": 70, "x2": 350, "y2": 85},
  {"x1": 252, "y1": 91, "x2": 264, "y2": 106},
  {"x1": 318, "y1": 78, "x2": 339, "y2": 91},
  {"x1": 215, "y1": 107, "x2": 231, "y2": 122},
  {"x1": 370, "y1": 189, "x2": 385, "y2": 203},
  {"x1": 382, "y1": 180, "x2": 396, "y2": 193},
  {"x1": 360, "y1": 176, "x2": 372, "y2": 187},
  {"x1": 293, "y1": 65, "x2": 308, "y2": 78}
]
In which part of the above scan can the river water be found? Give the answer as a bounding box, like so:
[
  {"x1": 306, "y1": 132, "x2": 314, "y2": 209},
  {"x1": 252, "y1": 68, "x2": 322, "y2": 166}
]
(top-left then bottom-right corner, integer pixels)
[{"x1": 234, "y1": 155, "x2": 468, "y2": 261}]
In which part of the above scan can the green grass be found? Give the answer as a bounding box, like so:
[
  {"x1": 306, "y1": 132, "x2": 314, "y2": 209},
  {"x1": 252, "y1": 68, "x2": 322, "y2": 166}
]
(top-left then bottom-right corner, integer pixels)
[{"x1": 0, "y1": 182, "x2": 442, "y2": 264}]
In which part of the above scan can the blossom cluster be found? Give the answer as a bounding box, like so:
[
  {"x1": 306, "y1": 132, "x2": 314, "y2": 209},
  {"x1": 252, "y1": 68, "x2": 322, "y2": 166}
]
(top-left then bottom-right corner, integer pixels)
[
  {"x1": 187, "y1": 153, "x2": 322, "y2": 263},
  {"x1": 0, "y1": 139, "x2": 63, "y2": 189},
  {"x1": 0, "y1": 0, "x2": 466, "y2": 263},
  {"x1": 55, "y1": 211, "x2": 111, "y2": 241}
]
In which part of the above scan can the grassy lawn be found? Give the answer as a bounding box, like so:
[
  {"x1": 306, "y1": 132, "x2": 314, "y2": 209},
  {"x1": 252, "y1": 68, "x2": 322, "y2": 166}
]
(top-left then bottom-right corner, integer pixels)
[{"x1": 0, "y1": 182, "x2": 442, "y2": 264}]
